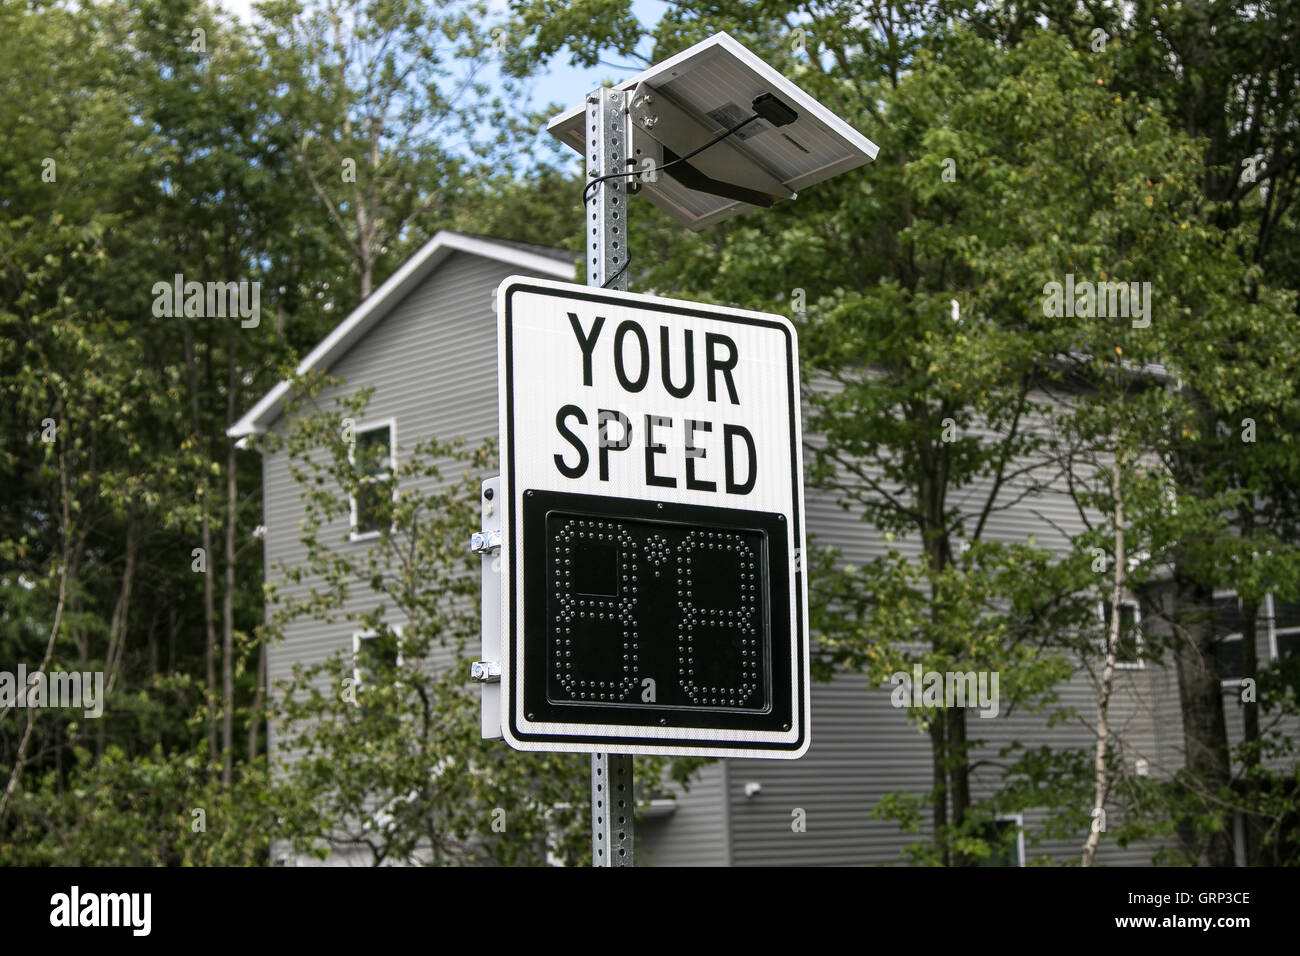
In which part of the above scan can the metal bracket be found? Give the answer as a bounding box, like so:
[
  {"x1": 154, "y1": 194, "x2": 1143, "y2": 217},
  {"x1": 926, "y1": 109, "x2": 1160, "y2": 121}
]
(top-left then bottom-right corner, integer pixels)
[
  {"x1": 470, "y1": 529, "x2": 502, "y2": 553},
  {"x1": 470, "y1": 660, "x2": 501, "y2": 683},
  {"x1": 626, "y1": 79, "x2": 795, "y2": 205},
  {"x1": 478, "y1": 476, "x2": 503, "y2": 739}
]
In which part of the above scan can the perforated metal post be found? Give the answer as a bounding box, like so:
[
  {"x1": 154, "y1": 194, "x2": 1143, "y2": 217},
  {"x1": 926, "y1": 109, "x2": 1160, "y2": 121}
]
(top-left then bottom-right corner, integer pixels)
[
  {"x1": 587, "y1": 86, "x2": 631, "y2": 293},
  {"x1": 587, "y1": 86, "x2": 634, "y2": 866},
  {"x1": 591, "y1": 751, "x2": 634, "y2": 866}
]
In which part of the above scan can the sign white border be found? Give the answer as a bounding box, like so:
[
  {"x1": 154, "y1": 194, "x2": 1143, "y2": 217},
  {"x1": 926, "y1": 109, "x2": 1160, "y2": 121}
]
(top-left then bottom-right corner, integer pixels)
[{"x1": 496, "y1": 276, "x2": 810, "y2": 758}]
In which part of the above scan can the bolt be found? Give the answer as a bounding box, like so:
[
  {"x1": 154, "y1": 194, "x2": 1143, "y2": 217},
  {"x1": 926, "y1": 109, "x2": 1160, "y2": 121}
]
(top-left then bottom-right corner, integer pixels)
[{"x1": 484, "y1": 487, "x2": 494, "y2": 500}]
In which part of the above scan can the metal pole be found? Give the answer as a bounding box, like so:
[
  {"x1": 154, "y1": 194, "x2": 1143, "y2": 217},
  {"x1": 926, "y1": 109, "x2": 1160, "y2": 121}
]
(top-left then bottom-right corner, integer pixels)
[
  {"x1": 587, "y1": 86, "x2": 634, "y2": 867},
  {"x1": 586, "y1": 86, "x2": 631, "y2": 292},
  {"x1": 591, "y1": 751, "x2": 634, "y2": 866}
]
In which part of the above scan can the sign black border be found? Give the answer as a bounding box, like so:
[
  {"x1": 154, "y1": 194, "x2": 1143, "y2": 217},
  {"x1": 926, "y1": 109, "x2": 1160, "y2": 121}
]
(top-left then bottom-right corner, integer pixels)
[
  {"x1": 501, "y1": 279, "x2": 807, "y2": 754},
  {"x1": 522, "y1": 489, "x2": 792, "y2": 731}
]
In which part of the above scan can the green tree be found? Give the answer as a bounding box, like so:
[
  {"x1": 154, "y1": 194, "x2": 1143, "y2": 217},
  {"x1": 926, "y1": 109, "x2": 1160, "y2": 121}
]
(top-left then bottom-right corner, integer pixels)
[
  {"x1": 260, "y1": 0, "x2": 507, "y2": 298},
  {"x1": 955, "y1": 0, "x2": 1300, "y2": 869},
  {"x1": 260, "y1": 377, "x2": 681, "y2": 865}
]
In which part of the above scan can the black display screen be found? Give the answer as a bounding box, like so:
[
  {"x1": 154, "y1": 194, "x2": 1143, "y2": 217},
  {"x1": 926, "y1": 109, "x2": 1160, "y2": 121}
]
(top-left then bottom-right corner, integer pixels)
[{"x1": 521, "y1": 490, "x2": 793, "y2": 732}]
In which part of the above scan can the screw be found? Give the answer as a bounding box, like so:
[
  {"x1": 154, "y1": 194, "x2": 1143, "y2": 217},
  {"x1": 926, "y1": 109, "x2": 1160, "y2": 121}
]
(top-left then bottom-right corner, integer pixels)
[{"x1": 484, "y1": 487, "x2": 494, "y2": 500}]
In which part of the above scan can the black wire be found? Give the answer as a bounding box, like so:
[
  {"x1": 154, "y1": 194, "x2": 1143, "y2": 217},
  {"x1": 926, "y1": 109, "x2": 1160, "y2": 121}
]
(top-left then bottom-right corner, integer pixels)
[
  {"x1": 602, "y1": 257, "x2": 630, "y2": 289},
  {"x1": 583, "y1": 112, "x2": 762, "y2": 289},
  {"x1": 655, "y1": 113, "x2": 761, "y2": 175},
  {"x1": 582, "y1": 113, "x2": 759, "y2": 208}
]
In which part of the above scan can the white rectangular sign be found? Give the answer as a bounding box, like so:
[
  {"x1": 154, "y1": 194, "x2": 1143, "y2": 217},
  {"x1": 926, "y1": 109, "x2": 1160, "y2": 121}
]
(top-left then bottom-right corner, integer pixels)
[{"x1": 496, "y1": 276, "x2": 810, "y2": 758}]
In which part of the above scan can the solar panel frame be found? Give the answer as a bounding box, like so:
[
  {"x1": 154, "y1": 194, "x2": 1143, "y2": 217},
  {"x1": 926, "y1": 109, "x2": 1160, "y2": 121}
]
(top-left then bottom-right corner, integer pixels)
[{"x1": 547, "y1": 32, "x2": 879, "y2": 230}]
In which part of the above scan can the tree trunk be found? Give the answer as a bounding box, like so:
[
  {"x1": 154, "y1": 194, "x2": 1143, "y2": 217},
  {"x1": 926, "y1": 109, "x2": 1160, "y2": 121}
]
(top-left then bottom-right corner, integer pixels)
[
  {"x1": 147, "y1": 610, "x2": 159, "y2": 678},
  {"x1": 203, "y1": 513, "x2": 218, "y2": 764},
  {"x1": 183, "y1": 329, "x2": 220, "y2": 765},
  {"x1": 1239, "y1": 594, "x2": 1260, "y2": 864},
  {"x1": 1171, "y1": 569, "x2": 1235, "y2": 866},
  {"x1": 248, "y1": 638, "x2": 265, "y2": 763},
  {"x1": 922, "y1": 472, "x2": 961, "y2": 864},
  {"x1": 167, "y1": 607, "x2": 178, "y2": 675},
  {"x1": 1083, "y1": 455, "x2": 1125, "y2": 866},
  {"x1": 929, "y1": 713, "x2": 949, "y2": 865},
  {"x1": 98, "y1": 512, "x2": 138, "y2": 756},
  {"x1": 221, "y1": 328, "x2": 238, "y2": 786},
  {"x1": 104, "y1": 513, "x2": 138, "y2": 697},
  {"x1": 947, "y1": 709, "x2": 970, "y2": 864},
  {"x1": 925, "y1": 522, "x2": 962, "y2": 863}
]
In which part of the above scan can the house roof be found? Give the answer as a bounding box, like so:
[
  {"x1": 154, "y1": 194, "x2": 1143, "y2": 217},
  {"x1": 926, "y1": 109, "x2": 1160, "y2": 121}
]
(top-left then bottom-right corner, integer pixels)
[
  {"x1": 229, "y1": 230, "x2": 576, "y2": 438},
  {"x1": 452, "y1": 231, "x2": 577, "y2": 264}
]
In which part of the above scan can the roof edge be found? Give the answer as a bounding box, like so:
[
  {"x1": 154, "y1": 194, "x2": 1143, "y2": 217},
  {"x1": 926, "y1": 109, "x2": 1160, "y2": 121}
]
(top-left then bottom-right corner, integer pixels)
[{"x1": 229, "y1": 231, "x2": 575, "y2": 438}]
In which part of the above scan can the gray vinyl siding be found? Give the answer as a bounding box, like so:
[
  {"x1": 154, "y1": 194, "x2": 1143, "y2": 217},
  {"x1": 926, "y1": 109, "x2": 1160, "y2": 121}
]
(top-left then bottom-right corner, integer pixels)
[
  {"x1": 713, "y1": 671, "x2": 1165, "y2": 866},
  {"x1": 262, "y1": 251, "x2": 566, "y2": 760},
  {"x1": 701, "y1": 391, "x2": 1174, "y2": 866},
  {"x1": 637, "y1": 761, "x2": 730, "y2": 866}
]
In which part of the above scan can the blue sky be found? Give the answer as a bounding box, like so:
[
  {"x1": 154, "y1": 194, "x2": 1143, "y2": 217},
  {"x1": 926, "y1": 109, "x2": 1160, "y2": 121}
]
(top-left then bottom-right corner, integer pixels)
[{"x1": 218, "y1": 0, "x2": 671, "y2": 144}]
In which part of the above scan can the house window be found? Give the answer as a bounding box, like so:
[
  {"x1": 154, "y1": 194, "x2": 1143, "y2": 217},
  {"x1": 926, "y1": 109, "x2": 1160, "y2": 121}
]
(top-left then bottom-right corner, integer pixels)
[
  {"x1": 1211, "y1": 593, "x2": 1300, "y2": 680},
  {"x1": 1211, "y1": 595, "x2": 1246, "y2": 684},
  {"x1": 1276, "y1": 630, "x2": 1300, "y2": 661},
  {"x1": 1100, "y1": 599, "x2": 1143, "y2": 668},
  {"x1": 1272, "y1": 597, "x2": 1300, "y2": 661},
  {"x1": 353, "y1": 629, "x2": 401, "y2": 687},
  {"x1": 976, "y1": 815, "x2": 1025, "y2": 867},
  {"x1": 350, "y1": 420, "x2": 394, "y2": 538}
]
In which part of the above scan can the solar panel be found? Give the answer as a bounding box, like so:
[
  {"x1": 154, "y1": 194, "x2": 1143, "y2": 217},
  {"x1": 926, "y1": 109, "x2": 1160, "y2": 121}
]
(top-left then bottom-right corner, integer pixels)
[{"x1": 547, "y1": 32, "x2": 879, "y2": 230}]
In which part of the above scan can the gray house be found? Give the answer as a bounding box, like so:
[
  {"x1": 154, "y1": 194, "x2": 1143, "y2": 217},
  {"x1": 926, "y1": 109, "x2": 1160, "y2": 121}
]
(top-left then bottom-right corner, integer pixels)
[{"x1": 232, "y1": 230, "x2": 1291, "y2": 866}]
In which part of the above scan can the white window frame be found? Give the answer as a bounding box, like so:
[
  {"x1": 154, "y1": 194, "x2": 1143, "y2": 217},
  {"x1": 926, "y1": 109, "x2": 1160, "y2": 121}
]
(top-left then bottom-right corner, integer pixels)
[
  {"x1": 1266, "y1": 593, "x2": 1300, "y2": 663},
  {"x1": 1266, "y1": 592, "x2": 1279, "y2": 661},
  {"x1": 352, "y1": 625, "x2": 404, "y2": 688},
  {"x1": 1273, "y1": 627, "x2": 1300, "y2": 662},
  {"x1": 1097, "y1": 597, "x2": 1144, "y2": 670},
  {"x1": 348, "y1": 417, "x2": 397, "y2": 542}
]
